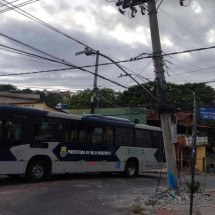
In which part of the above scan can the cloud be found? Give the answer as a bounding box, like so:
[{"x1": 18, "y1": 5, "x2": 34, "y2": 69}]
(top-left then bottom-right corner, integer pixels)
[{"x1": 0, "y1": 0, "x2": 214, "y2": 92}]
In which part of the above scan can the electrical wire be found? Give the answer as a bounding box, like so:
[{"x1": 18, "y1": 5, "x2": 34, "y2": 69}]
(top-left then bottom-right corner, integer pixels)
[
  {"x1": 160, "y1": 8, "x2": 206, "y2": 45},
  {"x1": 196, "y1": 0, "x2": 215, "y2": 26},
  {"x1": 164, "y1": 58, "x2": 201, "y2": 82},
  {"x1": 0, "y1": 39, "x2": 128, "y2": 89},
  {"x1": 2, "y1": 38, "x2": 215, "y2": 85},
  {"x1": 0, "y1": 51, "x2": 62, "y2": 66},
  {"x1": 156, "y1": 0, "x2": 164, "y2": 10},
  {"x1": 159, "y1": 23, "x2": 196, "y2": 49},
  {"x1": 1, "y1": 0, "x2": 94, "y2": 50},
  {"x1": 2, "y1": 43, "x2": 215, "y2": 87},
  {"x1": 133, "y1": 44, "x2": 215, "y2": 61},
  {"x1": 0, "y1": 44, "x2": 62, "y2": 63},
  {"x1": 0, "y1": 0, "x2": 38, "y2": 13}
]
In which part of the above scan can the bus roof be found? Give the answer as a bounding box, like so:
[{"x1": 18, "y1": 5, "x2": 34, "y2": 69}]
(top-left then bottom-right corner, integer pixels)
[
  {"x1": 135, "y1": 123, "x2": 161, "y2": 131},
  {"x1": 82, "y1": 114, "x2": 135, "y2": 128},
  {"x1": 0, "y1": 105, "x2": 49, "y2": 117},
  {"x1": 0, "y1": 105, "x2": 82, "y2": 121}
]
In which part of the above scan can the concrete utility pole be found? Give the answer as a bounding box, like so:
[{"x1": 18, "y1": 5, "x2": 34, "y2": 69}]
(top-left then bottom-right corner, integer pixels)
[
  {"x1": 147, "y1": 0, "x2": 179, "y2": 193},
  {"x1": 115, "y1": 0, "x2": 179, "y2": 193},
  {"x1": 190, "y1": 93, "x2": 197, "y2": 215},
  {"x1": 91, "y1": 51, "x2": 99, "y2": 114},
  {"x1": 76, "y1": 49, "x2": 99, "y2": 114}
]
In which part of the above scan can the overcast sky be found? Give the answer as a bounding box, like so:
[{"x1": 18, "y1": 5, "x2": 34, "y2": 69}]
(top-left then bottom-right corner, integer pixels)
[{"x1": 0, "y1": 0, "x2": 215, "y2": 92}]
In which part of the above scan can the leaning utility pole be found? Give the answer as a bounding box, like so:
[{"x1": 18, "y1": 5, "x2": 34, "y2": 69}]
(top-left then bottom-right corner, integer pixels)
[
  {"x1": 147, "y1": 0, "x2": 179, "y2": 194},
  {"x1": 91, "y1": 51, "x2": 99, "y2": 114},
  {"x1": 115, "y1": 0, "x2": 179, "y2": 193}
]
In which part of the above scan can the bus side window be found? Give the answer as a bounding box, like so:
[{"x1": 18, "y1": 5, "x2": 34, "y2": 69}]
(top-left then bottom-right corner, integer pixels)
[
  {"x1": 152, "y1": 131, "x2": 163, "y2": 148},
  {"x1": 69, "y1": 129, "x2": 78, "y2": 142},
  {"x1": 103, "y1": 127, "x2": 113, "y2": 145},
  {"x1": 5, "y1": 120, "x2": 22, "y2": 140},
  {"x1": 78, "y1": 124, "x2": 91, "y2": 144},
  {"x1": 92, "y1": 127, "x2": 104, "y2": 144},
  {"x1": 135, "y1": 129, "x2": 152, "y2": 148},
  {"x1": 0, "y1": 120, "x2": 2, "y2": 139},
  {"x1": 115, "y1": 127, "x2": 134, "y2": 146},
  {"x1": 34, "y1": 121, "x2": 48, "y2": 140}
]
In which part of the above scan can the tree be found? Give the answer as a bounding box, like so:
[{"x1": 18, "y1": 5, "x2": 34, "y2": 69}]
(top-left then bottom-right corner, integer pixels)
[
  {"x1": 118, "y1": 82, "x2": 156, "y2": 109},
  {"x1": 168, "y1": 83, "x2": 215, "y2": 112},
  {"x1": 40, "y1": 91, "x2": 63, "y2": 107},
  {"x1": 0, "y1": 84, "x2": 17, "y2": 91},
  {"x1": 21, "y1": 88, "x2": 33, "y2": 94},
  {"x1": 119, "y1": 82, "x2": 215, "y2": 112},
  {"x1": 68, "y1": 88, "x2": 122, "y2": 109},
  {"x1": 68, "y1": 89, "x2": 92, "y2": 109},
  {"x1": 98, "y1": 88, "x2": 121, "y2": 108}
]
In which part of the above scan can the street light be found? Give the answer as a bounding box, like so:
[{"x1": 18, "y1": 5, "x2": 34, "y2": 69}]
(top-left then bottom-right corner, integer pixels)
[
  {"x1": 76, "y1": 47, "x2": 158, "y2": 112},
  {"x1": 118, "y1": 73, "x2": 150, "y2": 83}
]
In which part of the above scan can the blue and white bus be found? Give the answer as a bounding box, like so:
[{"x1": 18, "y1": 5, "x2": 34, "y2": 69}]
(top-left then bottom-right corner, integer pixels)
[{"x1": 0, "y1": 105, "x2": 165, "y2": 182}]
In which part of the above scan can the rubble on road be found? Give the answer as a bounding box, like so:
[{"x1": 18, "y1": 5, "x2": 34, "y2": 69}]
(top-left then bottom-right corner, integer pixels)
[{"x1": 128, "y1": 188, "x2": 215, "y2": 214}]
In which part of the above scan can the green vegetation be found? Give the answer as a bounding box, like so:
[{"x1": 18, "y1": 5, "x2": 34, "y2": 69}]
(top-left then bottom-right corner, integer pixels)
[
  {"x1": 1, "y1": 82, "x2": 214, "y2": 112},
  {"x1": 186, "y1": 180, "x2": 201, "y2": 193},
  {"x1": 131, "y1": 203, "x2": 143, "y2": 214}
]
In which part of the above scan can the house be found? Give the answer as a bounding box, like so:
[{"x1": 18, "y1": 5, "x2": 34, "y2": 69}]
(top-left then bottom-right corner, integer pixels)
[
  {"x1": 0, "y1": 92, "x2": 65, "y2": 113},
  {"x1": 147, "y1": 112, "x2": 208, "y2": 171},
  {"x1": 69, "y1": 107, "x2": 147, "y2": 124}
]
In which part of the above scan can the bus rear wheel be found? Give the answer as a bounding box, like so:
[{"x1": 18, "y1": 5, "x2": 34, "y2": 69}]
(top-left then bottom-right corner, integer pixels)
[
  {"x1": 124, "y1": 160, "x2": 138, "y2": 177},
  {"x1": 26, "y1": 160, "x2": 48, "y2": 182}
]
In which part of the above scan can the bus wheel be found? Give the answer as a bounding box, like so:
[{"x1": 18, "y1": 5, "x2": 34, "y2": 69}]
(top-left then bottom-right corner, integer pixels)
[
  {"x1": 124, "y1": 160, "x2": 138, "y2": 177},
  {"x1": 26, "y1": 160, "x2": 48, "y2": 182}
]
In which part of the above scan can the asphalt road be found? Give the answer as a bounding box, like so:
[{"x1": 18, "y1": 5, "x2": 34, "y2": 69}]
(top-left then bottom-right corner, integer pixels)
[
  {"x1": 0, "y1": 173, "x2": 168, "y2": 215},
  {"x1": 0, "y1": 173, "x2": 214, "y2": 215}
]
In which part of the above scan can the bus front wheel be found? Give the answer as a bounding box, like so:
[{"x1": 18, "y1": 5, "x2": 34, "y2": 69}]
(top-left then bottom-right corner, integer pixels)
[
  {"x1": 26, "y1": 160, "x2": 48, "y2": 182},
  {"x1": 124, "y1": 160, "x2": 138, "y2": 177}
]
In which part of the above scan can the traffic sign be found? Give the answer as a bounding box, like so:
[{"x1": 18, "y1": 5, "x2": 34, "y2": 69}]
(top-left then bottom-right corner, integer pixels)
[{"x1": 198, "y1": 106, "x2": 215, "y2": 121}]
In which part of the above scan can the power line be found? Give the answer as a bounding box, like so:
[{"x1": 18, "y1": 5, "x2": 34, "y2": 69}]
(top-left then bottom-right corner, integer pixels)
[
  {"x1": 0, "y1": 43, "x2": 61, "y2": 63},
  {"x1": 2, "y1": 42, "x2": 215, "y2": 82},
  {"x1": 157, "y1": 0, "x2": 164, "y2": 10},
  {"x1": 196, "y1": 0, "x2": 215, "y2": 26},
  {"x1": 160, "y1": 8, "x2": 206, "y2": 45},
  {"x1": 158, "y1": 23, "x2": 196, "y2": 49},
  {"x1": 133, "y1": 44, "x2": 215, "y2": 61},
  {"x1": 0, "y1": 51, "x2": 61, "y2": 66},
  {"x1": 2, "y1": 34, "x2": 215, "y2": 78},
  {"x1": 0, "y1": 0, "x2": 38, "y2": 13},
  {"x1": 201, "y1": 79, "x2": 215, "y2": 84},
  {"x1": 0, "y1": 42, "x2": 128, "y2": 90},
  {"x1": 1, "y1": 0, "x2": 94, "y2": 50},
  {"x1": 164, "y1": 58, "x2": 202, "y2": 82},
  {"x1": 0, "y1": 33, "x2": 65, "y2": 63}
]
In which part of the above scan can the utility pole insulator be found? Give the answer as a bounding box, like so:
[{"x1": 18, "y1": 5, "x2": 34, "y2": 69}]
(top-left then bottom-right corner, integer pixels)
[{"x1": 116, "y1": 0, "x2": 149, "y2": 9}]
